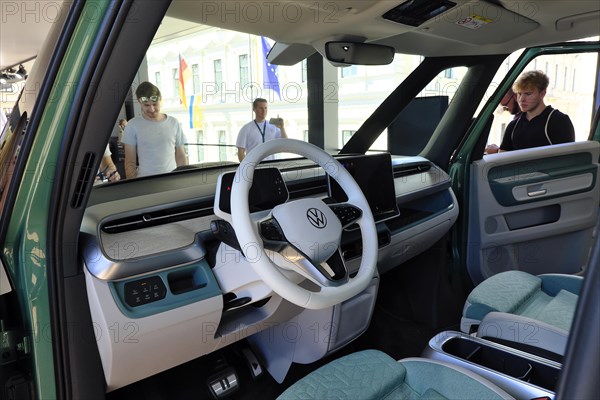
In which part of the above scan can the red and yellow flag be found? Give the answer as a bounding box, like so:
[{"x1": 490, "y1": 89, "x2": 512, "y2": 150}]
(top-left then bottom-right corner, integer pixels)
[{"x1": 178, "y1": 53, "x2": 191, "y2": 109}]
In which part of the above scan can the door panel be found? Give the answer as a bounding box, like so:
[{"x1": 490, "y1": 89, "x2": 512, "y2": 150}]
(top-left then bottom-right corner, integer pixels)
[{"x1": 467, "y1": 141, "x2": 600, "y2": 284}]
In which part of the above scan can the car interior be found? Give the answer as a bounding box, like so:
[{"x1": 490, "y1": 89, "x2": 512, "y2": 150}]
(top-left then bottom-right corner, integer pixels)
[{"x1": 1, "y1": 0, "x2": 599, "y2": 399}]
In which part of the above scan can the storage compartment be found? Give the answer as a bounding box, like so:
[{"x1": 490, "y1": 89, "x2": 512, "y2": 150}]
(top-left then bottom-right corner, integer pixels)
[
  {"x1": 168, "y1": 266, "x2": 208, "y2": 295},
  {"x1": 328, "y1": 278, "x2": 379, "y2": 352},
  {"x1": 424, "y1": 331, "x2": 561, "y2": 400},
  {"x1": 442, "y1": 336, "x2": 559, "y2": 390},
  {"x1": 504, "y1": 204, "x2": 560, "y2": 230}
]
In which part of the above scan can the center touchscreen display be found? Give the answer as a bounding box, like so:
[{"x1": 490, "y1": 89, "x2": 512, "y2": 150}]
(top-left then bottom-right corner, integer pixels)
[{"x1": 328, "y1": 153, "x2": 399, "y2": 222}]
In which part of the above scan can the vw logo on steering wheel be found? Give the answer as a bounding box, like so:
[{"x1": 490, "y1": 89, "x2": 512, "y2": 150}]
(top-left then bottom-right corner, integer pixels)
[{"x1": 307, "y1": 208, "x2": 327, "y2": 229}]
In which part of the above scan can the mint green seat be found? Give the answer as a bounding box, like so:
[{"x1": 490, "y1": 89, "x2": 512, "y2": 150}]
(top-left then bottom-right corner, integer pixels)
[
  {"x1": 461, "y1": 271, "x2": 582, "y2": 355},
  {"x1": 277, "y1": 350, "x2": 513, "y2": 400}
]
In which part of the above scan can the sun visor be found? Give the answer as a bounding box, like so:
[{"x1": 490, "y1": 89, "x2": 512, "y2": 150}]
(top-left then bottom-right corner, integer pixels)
[
  {"x1": 267, "y1": 42, "x2": 316, "y2": 66},
  {"x1": 383, "y1": 0, "x2": 539, "y2": 45}
]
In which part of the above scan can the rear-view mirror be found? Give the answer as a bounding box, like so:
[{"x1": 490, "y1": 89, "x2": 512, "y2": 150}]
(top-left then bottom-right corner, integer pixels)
[{"x1": 325, "y1": 42, "x2": 395, "y2": 65}]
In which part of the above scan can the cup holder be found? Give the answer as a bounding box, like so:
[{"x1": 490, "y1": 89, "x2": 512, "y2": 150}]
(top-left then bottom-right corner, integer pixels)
[{"x1": 441, "y1": 335, "x2": 559, "y2": 391}]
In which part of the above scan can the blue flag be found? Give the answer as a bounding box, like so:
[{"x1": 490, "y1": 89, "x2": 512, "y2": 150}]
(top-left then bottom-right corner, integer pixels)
[{"x1": 261, "y1": 37, "x2": 281, "y2": 100}]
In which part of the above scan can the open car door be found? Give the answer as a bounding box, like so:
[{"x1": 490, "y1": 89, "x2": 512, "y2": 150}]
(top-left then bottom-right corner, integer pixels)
[
  {"x1": 453, "y1": 42, "x2": 600, "y2": 285},
  {"x1": 467, "y1": 141, "x2": 599, "y2": 283}
]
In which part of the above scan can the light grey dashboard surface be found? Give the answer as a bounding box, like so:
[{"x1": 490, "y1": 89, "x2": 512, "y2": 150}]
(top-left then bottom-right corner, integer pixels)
[{"x1": 81, "y1": 155, "x2": 457, "y2": 281}]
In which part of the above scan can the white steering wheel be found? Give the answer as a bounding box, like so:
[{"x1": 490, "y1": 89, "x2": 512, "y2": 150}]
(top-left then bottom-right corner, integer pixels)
[{"x1": 231, "y1": 139, "x2": 378, "y2": 309}]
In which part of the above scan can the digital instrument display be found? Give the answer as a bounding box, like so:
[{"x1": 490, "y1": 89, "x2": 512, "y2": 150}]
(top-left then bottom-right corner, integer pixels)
[
  {"x1": 218, "y1": 167, "x2": 288, "y2": 214},
  {"x1": 328, "y1": 153, "x2": 399, "y2": 222}
]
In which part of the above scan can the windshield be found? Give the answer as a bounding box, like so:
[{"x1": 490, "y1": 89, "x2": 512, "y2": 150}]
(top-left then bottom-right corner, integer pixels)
[
  {"x1": 104, "y1": 19, "x2": 472, "y2": 181},
  {"x1": 91, "y1": 11, "x2": 598, "y2": 183}
]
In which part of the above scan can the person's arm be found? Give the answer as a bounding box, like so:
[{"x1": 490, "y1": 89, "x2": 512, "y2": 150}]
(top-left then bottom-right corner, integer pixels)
[
  {"x1": 274, "y1": 118, "x2": 287, "y2": 139},
  {"x1": 485, "y1": 144, "x2": 499, "y2": 154},
  {"x1": 279, "y1": 121, "x2": 287, "y2": 139},
  {"x1": 237, "y1": 147, "x2": 245, "y2": 162},
  {"x1": 175, "y1": 145, "x2": 188, "y2": 167},
  {"x1": 236, "y1": 126, "x2": 246, "y2": 162},
  {"x1": 124, "y1": 144, "x2": 138, "y2": 179},
  {"x1": 99, "y1": 155, "x2": 120, "y2": 182}
]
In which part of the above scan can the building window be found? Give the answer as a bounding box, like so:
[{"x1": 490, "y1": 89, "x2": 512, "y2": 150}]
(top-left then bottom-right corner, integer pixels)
[
  {"x1": 239, "y1": 54, "x2": 249, "y2": 87},
  {"x1": 214, "y1": 59, "x2": 223, "y2": 92},
  {"x1": 301, "y1": 59, "x2": 307, "y2": 83},
  {"x1": 154, "y1": 71, "x2": 161, "y2": 88},
  {"x1": 218, "y1": 130, "x2": 227, "y2": 161},
  {"x1": 192, "y1": 64, "x2": 201, "y2": 94},
  {"x1": 341, "y1": 65, "x2": 357, "y2": 78},
  {"x1": 172, "y1": 68, "x2": 179, "y2": 97},
  {"x1": 572, "y1": 68, "x2": 576, "y2": 91},
  {"x1": 444, "y1": 68, "x2": 455, "y2": 79},
  {"x1": 563, "y1": 66, "x2": 568, "y2": 90},
  {"x1": 342, "y1": 130, "x2": 355, "y2": 146}
]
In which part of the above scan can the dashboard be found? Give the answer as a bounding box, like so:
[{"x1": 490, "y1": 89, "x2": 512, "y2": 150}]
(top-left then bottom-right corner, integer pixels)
[{"x1": 80, "y1": 154, "x2": 458, "y2": 390}]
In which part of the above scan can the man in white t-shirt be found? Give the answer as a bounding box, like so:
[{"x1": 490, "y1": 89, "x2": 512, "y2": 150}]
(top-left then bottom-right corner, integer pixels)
[
  {"x1": 122, "y1": 82, "x2": 188, "y2": 178},
  {"x1": 236, "y1": 98, "x2": 287, "y2": 162}
]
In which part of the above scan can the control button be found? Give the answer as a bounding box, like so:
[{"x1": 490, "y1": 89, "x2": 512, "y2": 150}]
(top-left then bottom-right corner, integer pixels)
[
  {"x1": 124, "y1": 276, "x2": 167, "y2": 307},
  {"x1": 260, "y1": 219, "x2": 285, "y2": 241},
  {"x1": 330, "y1": 204, "x2": 362, "y2": 227}
]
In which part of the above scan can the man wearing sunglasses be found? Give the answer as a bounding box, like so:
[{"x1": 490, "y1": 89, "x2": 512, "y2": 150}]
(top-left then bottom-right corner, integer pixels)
[{"x1": 121, "y1": 81, "x2": 188, "y2": 178}]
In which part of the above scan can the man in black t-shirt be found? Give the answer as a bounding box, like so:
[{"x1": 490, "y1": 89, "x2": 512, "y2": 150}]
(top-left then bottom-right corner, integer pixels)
[{"x1": 486, "y1": 70, "x2": 575, "y2": 153}]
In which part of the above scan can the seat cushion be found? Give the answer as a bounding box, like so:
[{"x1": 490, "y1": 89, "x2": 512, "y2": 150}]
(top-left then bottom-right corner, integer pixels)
[
  {"x1": 277, "y1": 350, "x2": 513, "y2": 400},
  {"x1": 277, "y1": 350, "x2": 409, "y2": 400},
  {"x1": 463, "y1": 271, "x2": 542, "y2": 322},
  {"x1": 401, "y1": 358, "x2": 514, "y2": 400},
  {"x1": 462, "y1": 271, "x2": 582, "y2": 333}
]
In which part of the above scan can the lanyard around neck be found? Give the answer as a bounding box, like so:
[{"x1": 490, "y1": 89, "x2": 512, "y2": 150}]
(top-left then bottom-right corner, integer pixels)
[{"x1": 254, "y1": 120, "x2": 267, "y2": 143}]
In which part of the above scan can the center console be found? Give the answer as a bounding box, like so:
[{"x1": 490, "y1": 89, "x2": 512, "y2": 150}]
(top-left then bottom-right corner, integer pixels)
[{"x1": 423, "y1": 331, "x2": 560, "y2": 400}]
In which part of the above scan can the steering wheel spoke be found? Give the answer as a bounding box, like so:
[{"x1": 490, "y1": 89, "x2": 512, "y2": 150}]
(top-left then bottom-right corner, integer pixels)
[{"x1": 275, "y1": 242, "x2": 349, "y2": 287}]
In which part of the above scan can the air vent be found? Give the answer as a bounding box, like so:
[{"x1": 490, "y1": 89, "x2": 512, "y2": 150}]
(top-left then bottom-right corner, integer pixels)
[
  {"x1": 71, "y1": 152, "x2": 96, "y2": 208},
  {"x1": 102, "y1": 201, "x2": 213, "y2": 234},
  {"x1": 393, "y1": 162, "x2": 431, "y2": 177},
  {"x1": 383, "y1": 0, "x2": 457, "y2": 27}
]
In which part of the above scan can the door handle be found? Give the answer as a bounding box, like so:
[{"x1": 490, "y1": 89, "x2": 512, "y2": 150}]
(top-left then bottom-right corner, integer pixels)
[{"x1": 527, "y1": 189, "x2": 547, "y2": 197}]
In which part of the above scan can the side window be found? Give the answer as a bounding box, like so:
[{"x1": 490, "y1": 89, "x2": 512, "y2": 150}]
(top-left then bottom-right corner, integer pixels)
[
  {"x1": 531, "y1": 52, "x2": 597, "y2": 142},
  {"x1": 371, "y1": 66, "x2": 467, "y2": 156}
]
